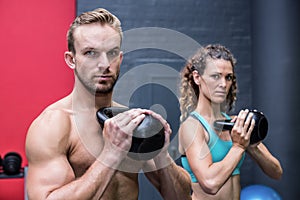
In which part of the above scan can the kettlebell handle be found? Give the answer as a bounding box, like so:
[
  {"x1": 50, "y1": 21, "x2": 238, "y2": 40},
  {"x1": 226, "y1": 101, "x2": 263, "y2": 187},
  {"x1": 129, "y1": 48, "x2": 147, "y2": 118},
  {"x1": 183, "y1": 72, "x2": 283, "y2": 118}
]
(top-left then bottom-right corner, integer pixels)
[
  {"x1": 96, "y1": 107, "x2": 165, "y2": 160},
  {"x1": 96, "y1": 107, "x2": 129, "y2": 125},
  {"x1": 214, "y1": 110, "x2": 268, "y2": 144}
]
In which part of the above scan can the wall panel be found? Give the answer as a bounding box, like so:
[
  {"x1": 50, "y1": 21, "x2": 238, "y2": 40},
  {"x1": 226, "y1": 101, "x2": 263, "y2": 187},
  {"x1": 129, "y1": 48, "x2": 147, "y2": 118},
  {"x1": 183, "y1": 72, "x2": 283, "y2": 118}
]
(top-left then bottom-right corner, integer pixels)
[{"x1": 0, "y1": 1, "x2": 75, "y2": 199}]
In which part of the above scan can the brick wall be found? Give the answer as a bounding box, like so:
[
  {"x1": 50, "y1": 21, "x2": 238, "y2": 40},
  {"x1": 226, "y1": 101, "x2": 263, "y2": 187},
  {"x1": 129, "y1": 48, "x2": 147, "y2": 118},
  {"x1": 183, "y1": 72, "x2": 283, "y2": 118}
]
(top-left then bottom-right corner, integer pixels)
[
  {"x1": 77, "y1": 0, "x2": 253, "y2": 199},
  {"x1": 76, "y1": 1, "x2": 300, "y2": 199}
]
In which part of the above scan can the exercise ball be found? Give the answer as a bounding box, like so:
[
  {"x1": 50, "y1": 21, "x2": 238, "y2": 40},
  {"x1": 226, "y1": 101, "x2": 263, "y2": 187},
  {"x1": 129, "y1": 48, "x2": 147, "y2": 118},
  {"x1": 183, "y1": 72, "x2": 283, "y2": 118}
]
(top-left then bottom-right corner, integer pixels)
[{"x1": 241, "y1": 184, "x2": 281, "y2": 200}]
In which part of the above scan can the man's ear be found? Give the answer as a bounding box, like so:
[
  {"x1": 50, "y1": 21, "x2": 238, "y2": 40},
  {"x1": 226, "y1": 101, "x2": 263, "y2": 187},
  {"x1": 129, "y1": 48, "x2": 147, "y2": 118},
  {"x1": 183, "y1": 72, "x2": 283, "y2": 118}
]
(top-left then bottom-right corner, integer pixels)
[
  {"x1": 119, "y1": 51, "x2": 123, "y2": 64},
  {"x1": 192, "y1": 70, "x2": 201, "y2": 85},
  {"x1": 64, "y1": 51, "x2": 75, "y2": 69}
]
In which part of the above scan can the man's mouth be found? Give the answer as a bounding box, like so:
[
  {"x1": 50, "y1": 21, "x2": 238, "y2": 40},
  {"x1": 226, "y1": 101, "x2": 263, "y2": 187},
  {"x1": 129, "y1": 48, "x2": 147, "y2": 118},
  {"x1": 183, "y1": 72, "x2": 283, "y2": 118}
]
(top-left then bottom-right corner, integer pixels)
[{"x1": 96, "y1": 75, "x2": 112, "y2": 81}]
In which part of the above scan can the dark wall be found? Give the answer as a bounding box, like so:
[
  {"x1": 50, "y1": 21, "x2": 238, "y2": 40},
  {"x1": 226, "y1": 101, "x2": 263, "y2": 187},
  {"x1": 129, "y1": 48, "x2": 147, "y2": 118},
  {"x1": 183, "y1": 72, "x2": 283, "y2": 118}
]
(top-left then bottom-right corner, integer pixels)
[
  {"x1": 251, "y1": 0, "x2": 300, "y2": 199},
  {"x1": 76, "y1": 0, "x2": 297, "y2": 199},
  {"x1": 77, "y1": 0, "x2": 252, "y2": 111}
]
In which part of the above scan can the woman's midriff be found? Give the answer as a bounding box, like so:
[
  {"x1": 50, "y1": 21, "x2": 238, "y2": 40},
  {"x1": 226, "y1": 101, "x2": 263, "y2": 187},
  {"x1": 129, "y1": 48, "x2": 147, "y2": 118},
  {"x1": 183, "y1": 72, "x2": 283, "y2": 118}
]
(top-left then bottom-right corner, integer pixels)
[{"x1": 191, "y1": 175, "x2": 241, "y2": 200}]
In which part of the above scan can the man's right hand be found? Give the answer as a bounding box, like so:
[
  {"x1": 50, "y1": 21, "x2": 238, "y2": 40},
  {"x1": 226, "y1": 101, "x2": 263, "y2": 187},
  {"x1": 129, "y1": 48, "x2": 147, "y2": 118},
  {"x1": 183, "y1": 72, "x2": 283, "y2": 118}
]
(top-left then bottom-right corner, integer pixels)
[{"x1": 101, "y1": 109, "x2": 148, "y2": 159}]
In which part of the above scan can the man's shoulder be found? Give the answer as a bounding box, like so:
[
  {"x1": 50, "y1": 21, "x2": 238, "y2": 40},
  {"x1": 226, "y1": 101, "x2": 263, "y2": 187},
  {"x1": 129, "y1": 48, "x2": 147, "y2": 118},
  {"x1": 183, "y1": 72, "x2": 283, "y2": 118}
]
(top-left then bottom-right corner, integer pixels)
[
  {"x1": 41, "y1": 107, "x2": 73, "y2": 124},
  {"x1": 25, "y1": 98, "x2": 74, "y2": 162},
  {"x1": 26, "y1": 100, "x2": 74, "y2": 154},
  {"x1": 28, "y1": 96, "x2": 73, "y2": 136},
  {"x1": 37, "y1": 97, "x2": 72, "y2": 120}
]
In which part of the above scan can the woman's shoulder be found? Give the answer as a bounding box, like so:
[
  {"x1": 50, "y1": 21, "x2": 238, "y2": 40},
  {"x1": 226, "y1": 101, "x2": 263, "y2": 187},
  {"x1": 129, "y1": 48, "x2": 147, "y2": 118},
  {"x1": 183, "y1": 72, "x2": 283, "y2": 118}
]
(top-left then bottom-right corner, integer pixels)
[
  {"x1": 180, "y1": 115, "x2": 199, "y2": 128},
  {"x1": 179, "y1": 116, "x2": 206, "y2": 140}
]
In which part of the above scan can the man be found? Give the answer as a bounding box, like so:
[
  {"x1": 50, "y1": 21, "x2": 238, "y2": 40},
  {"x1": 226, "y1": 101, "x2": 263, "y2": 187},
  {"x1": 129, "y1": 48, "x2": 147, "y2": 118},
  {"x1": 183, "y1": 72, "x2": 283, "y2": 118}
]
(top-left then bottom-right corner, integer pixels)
[{"x1": 25, "y1": 8, "x2": 191, "y2": 200}]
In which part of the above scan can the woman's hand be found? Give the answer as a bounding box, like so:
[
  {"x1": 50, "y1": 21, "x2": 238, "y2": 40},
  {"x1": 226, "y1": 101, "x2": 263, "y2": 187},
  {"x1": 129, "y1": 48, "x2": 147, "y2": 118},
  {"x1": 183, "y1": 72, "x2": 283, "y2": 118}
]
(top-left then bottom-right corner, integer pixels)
[{"x1": 231, "y1": 109, "x2": 255, "y2": 149}]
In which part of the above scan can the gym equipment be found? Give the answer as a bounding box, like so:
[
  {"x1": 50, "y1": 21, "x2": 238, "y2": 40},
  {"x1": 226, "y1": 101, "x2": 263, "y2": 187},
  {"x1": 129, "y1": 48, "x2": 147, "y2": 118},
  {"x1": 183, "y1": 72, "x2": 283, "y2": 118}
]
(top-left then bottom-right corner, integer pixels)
[
  {"x1": 241, "y1": 184, "x2": 282, "y2": 200},
  {"x1": 1, "y1": 152, "x2": 22, "y2": 175},
  {"x1": 96, "y1": 107, "x2": 165, "y2": 160},
  {"x1": 214, "y1": 110, "x2": 268, "y2": 144}
]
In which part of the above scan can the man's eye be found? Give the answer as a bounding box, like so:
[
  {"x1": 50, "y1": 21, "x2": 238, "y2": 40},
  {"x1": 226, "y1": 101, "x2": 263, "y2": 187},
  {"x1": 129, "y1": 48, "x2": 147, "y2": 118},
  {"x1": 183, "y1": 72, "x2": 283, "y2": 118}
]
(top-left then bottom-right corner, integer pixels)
[
  {"x1": 85, "y1": 51, "x2": 96, "y2": 56},
  {"x1": 107, "y1": 49, "x2": 120, "y2": 57}
]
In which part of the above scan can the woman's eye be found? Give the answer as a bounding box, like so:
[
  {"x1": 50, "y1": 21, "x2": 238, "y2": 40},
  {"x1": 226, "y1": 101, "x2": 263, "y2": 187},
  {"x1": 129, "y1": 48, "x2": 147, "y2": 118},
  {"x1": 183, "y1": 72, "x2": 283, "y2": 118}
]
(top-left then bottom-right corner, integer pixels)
[
  {"x1": 226, "y1": 75, "x2": 233, "y2": 81},
  {"x1": 211, "y1": 74, "x2": 220, "y2": 80}
]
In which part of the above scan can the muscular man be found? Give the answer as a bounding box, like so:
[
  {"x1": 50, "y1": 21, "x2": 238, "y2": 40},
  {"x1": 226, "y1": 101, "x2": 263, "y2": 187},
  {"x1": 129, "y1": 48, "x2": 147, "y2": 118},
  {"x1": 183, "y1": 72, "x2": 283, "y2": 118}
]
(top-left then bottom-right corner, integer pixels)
[{"x1": 25, "y1": 8, "x2": 191, "y2": 200}]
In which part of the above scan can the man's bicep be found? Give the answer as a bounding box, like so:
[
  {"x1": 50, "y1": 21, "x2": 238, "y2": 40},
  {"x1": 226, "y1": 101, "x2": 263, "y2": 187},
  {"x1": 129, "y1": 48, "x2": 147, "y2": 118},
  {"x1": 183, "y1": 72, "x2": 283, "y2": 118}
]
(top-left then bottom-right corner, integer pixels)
[
  {"x1": 25, "y1": 111, "x2": 74, "y2": 199},
  {"x1": 26, "y1": 155, "x2": 75, "y2": 199}
]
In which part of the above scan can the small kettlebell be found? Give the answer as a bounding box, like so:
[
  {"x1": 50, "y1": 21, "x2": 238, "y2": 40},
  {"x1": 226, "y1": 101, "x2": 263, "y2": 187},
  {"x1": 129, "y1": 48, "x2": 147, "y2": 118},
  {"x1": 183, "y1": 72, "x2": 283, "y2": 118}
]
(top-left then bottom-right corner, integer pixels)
[
  {"x1": 214, "y1": 110, "x2": 268, "y2": 144},
  {"x1": 96, "y1": 107, "x2": 165, "y2": 160}
]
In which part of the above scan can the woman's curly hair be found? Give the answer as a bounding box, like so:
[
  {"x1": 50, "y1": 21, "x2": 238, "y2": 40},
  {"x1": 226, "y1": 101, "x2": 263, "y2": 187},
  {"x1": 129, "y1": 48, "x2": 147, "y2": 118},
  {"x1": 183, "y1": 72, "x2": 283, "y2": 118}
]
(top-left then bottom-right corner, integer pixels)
[{"x1": 179, "y1": 44, "x2": 238, "y2": 122}]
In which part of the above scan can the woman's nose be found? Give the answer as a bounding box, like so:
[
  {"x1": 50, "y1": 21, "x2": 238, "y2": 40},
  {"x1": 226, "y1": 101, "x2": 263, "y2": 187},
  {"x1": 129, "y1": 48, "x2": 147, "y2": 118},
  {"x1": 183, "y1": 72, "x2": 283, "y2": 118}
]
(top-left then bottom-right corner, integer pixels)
[{"x1": 219, "y1": 77, "x2": 227, "y2": 87}]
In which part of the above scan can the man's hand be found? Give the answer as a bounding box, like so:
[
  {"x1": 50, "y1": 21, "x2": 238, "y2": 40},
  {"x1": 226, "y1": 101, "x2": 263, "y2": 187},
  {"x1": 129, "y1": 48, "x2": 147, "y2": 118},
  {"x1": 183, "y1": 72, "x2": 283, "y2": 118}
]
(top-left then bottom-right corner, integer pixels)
[
  {"x1": 102, "y1": 109, "x2": 147, "y2": 160},
  {"x1": 142, "y1": 110, "x2": 173, "y2": 170}
]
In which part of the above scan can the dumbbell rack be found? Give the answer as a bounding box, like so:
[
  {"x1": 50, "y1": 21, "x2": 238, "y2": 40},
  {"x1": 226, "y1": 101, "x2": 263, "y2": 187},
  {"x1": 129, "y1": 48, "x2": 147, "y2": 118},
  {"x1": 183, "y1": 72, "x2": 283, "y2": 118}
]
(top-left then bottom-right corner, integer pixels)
[{"x1": 0, "y1": 168, "x2": 24, "y2": 179}]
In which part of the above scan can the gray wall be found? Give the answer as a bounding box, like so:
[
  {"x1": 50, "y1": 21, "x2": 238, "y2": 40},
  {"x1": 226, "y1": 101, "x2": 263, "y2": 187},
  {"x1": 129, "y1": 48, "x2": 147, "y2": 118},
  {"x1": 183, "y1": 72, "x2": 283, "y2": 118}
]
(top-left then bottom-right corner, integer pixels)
[
  {"x1": 77, "y1": 0, "x2": 299, "y2": 199},
  {"x1": 251, "y1": 0, "x2": 300, "y2": 199}
]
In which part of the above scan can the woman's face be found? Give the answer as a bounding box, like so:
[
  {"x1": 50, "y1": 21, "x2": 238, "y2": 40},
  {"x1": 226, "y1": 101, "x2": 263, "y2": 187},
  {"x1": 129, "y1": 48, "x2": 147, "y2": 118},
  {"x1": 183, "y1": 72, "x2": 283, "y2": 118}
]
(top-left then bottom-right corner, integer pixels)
[{"x1": 197, "y1": 58, "x2": 233, "y2": 104}]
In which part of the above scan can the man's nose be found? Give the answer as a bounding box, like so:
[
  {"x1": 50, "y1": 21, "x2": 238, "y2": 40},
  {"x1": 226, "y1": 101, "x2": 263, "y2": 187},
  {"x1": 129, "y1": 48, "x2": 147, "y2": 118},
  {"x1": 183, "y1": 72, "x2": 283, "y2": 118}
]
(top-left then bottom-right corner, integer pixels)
[{"x1": 97, "y1": 52, "x2": 110, "y2": 68}]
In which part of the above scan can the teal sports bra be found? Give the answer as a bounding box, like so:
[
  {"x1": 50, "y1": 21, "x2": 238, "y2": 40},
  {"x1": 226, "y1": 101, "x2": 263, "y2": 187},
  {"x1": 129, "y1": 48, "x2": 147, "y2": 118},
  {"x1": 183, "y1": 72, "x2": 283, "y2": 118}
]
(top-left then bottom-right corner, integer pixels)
[{"x1": 181, "y1": 111, "x2": 245, "y2": 183}]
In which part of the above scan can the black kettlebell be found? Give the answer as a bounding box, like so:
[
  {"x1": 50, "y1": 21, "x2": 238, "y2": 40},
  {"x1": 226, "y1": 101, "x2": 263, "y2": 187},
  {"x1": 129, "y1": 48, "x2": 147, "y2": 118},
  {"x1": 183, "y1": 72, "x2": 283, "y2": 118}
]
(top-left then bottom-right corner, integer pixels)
[
  {"x1": 2, "y1": 152, "x2": 22, "y2": 175},
  {"x1": 96, "y1": 107, "x2": 165, "y2": 160},
  {"x1": 214, "y1": 110, "x2": 268, "y2": 144}
]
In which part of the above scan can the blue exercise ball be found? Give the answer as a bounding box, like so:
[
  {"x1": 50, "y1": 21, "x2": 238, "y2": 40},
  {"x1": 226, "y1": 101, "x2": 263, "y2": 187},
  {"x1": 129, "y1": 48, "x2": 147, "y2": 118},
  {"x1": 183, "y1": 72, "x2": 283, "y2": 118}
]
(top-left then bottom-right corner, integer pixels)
[{"x1": 241, "y1": 184, "x2": 281, "y2": 200}]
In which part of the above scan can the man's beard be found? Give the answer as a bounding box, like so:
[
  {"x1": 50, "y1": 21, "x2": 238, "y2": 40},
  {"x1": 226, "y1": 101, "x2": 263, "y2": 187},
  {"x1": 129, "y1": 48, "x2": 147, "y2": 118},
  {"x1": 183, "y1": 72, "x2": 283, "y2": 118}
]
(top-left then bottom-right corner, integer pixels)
[{"x1": 75, "y1": 68, "x2": 119, "y2": 96}]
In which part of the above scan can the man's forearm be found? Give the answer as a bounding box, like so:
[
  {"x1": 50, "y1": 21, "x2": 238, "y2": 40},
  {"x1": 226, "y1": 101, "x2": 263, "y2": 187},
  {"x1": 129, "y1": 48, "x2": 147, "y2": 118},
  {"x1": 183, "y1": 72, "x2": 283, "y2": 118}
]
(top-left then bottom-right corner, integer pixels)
[
  {"x1": 156, "y1": 161, "x2": 191, "y2": 200},
  {"x1": 44, "y1": 152, "x2": 120, "y2": 200},
  {"x1": 146, "y1": 154, "x2": 191, "y2": 200}
]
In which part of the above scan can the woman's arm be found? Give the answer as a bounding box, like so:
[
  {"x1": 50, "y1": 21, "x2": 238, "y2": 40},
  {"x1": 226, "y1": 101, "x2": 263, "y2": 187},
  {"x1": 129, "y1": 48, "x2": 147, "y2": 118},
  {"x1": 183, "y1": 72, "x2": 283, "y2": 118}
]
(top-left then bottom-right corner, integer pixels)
[
  {"x1": 179, "y1": 110, "x2": 255, "y2": 195},
  {"x1": 246, "y1": 142, "x2": 283, "y2": 179},
  {"x1": 180, "y1": 118, "x2": 245, "y2": 194}
]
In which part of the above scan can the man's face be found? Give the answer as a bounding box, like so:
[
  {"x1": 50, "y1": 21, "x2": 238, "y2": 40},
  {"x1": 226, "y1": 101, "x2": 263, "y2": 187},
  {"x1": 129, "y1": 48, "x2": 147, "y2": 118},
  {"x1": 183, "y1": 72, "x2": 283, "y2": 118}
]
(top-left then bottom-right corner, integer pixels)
[{"x1": 72, "y1": 23, "x2": 123, "y2": 95}]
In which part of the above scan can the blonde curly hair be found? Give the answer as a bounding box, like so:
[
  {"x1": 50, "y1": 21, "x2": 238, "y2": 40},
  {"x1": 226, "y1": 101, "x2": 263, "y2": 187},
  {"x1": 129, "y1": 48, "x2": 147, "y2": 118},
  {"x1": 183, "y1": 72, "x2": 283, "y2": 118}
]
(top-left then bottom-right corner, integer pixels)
[{"x1": 179, "y1": 44, "x2": 238, "y2": 122}]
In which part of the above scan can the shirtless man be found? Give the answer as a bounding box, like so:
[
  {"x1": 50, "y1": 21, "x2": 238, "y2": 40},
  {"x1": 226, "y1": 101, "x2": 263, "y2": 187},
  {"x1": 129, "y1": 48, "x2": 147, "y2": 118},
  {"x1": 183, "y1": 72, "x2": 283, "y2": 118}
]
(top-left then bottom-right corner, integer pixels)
[{"x1": 25, "y1": 8, "x2": 191, "y2": 200}]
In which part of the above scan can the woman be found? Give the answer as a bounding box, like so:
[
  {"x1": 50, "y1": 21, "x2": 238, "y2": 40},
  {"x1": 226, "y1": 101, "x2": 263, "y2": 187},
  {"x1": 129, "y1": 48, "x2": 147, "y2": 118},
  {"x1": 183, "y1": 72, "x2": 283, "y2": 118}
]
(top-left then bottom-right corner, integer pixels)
[{"x1": 178, "y1": 44, "x2": 282, "y2": 200}]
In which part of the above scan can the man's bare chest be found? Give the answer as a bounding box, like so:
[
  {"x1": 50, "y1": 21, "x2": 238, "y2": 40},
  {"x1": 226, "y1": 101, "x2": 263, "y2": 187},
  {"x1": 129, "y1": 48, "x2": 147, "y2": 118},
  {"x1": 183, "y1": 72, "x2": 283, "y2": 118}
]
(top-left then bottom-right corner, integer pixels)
[
  {"x1": 67, "y1": 122, "x2": 104, "y2": 176},
  {"x1": 67, "y1": 131, "x2": 139, "y2": 200}
]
